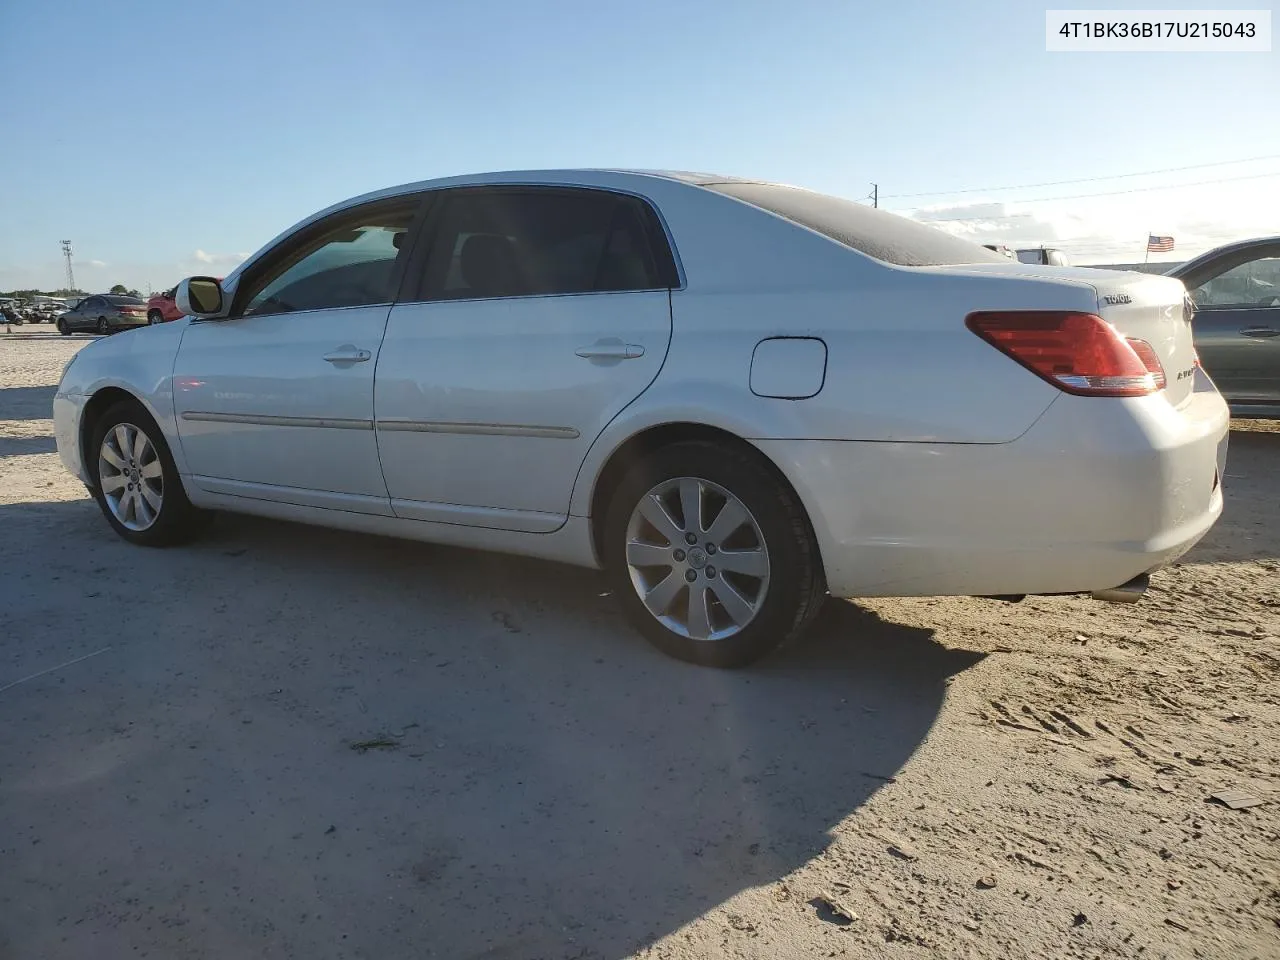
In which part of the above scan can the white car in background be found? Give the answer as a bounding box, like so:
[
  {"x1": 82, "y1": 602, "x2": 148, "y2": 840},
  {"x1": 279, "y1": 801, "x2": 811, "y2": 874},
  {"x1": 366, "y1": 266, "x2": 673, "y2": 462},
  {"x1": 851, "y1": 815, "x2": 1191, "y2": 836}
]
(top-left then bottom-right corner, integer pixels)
[{"x1": 53, "y1": 170, "x2": 1228, "y2": 667}]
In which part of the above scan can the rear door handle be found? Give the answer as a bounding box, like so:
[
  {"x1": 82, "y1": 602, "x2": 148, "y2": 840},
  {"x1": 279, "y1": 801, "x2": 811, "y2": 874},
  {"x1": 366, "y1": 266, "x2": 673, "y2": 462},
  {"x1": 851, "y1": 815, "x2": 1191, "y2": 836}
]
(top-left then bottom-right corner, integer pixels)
[
  {"x1": 1240, "y1": 327, "x2": 1279, "y2": 338},
  {"x1": 575, "y1": 338, "x2": 645, "y2": 361},
  {"x1": 323, "y1": 346, "x2": 372, "y2": 364}
]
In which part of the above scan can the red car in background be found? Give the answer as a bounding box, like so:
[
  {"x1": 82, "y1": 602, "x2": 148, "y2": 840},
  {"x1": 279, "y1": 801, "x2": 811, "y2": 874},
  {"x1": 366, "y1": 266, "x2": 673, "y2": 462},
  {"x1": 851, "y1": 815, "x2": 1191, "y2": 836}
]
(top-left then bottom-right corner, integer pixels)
[
  {"x1": 148, "y1": 280, "x2": 223, "y2": 324},
  {"x1": 146, "y1": 287, "x2": 185, "y2": 324}
]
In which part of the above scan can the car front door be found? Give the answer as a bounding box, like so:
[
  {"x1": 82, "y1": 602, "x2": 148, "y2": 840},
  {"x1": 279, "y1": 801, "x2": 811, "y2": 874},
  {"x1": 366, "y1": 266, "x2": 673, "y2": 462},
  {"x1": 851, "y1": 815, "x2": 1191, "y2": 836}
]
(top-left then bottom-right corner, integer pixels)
[
  {"x1": 172, "y1": 195, "x2": 424, "y2": 514},
  {"x1": 375, "y1": 186, "x2": 677, "y2": 532},
  {"x1": 1186, "y1": 245, "x2": 1280, "y2": 406}
]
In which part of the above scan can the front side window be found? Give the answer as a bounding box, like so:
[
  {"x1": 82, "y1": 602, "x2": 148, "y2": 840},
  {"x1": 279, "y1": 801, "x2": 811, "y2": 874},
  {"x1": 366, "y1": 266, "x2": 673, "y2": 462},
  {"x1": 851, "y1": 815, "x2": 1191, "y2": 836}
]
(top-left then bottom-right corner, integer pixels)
[
  {"x1": 1191, "y1": 254, "x2": 1280, "y2": 309},
  {"x1": 235, "y1": 199, "x2": 418, "y2": 317},
  {"x1": 418, "y1": 189, "x2": 671, "y2": 301}
]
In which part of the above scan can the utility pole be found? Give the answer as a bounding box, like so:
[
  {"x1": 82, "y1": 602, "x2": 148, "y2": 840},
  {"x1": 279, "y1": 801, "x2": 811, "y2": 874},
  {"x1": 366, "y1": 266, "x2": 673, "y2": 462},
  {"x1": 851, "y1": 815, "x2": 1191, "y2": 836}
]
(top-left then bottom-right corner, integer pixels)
[
  {"x1": 872, "y1": 183, "x2": 878, "y2": 208},
  {"x1": 61, "y1": 241, "x2": 75, "y2": 292}
]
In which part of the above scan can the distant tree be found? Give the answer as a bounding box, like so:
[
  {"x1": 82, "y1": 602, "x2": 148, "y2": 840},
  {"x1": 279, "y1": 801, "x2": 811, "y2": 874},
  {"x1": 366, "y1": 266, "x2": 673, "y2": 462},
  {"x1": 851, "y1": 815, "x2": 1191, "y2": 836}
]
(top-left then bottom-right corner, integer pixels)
[
  {"x1": 109, "y1": 284, "x2": 129, "y2": 295},
  {"x1": 127, "y1": 289, "x2": 141, "y2": 298}
]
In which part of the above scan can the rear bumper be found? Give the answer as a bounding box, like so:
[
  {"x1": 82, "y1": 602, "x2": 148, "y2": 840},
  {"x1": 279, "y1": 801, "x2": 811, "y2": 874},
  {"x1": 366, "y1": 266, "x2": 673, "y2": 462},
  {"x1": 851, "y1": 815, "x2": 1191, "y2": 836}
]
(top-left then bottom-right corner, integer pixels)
[{"x1": 755, "y1": 372, "x2": 1229, "y2": 598}]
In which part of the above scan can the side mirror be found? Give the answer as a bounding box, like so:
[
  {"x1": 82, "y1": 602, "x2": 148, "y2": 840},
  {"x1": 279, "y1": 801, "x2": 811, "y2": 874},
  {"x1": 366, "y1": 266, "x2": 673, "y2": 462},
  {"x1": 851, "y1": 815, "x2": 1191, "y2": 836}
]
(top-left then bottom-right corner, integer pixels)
[{"x1": 176, "y1": 276, "x2": 225, "y2": 317}]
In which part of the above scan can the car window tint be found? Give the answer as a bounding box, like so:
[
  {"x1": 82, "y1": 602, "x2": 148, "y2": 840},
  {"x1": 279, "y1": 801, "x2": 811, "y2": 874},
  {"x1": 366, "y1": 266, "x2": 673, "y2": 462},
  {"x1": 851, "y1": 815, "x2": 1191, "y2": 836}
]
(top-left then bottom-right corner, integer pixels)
[
  {"x1": 421, "y1": 190, "x2": 665, "y2": 300},
  {"x1": 1192, "y1": 256, "x2": 1280, "y2": 309},
  {"x1": 239, "y1": 202, "x2": 416, "y2": 317},
  {"x1": 704, "y1": 181, "x2": 1006, "y2": 267}
]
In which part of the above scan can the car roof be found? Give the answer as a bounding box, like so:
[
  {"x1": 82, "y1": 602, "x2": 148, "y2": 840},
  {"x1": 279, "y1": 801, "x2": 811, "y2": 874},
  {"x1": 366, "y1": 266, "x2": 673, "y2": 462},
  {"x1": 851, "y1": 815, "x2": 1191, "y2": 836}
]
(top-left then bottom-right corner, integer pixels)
[
  {"x1": 1168, "y1": 235, "x2": 1280, "y2": 275},
  {"x1": 221, "y1": 169, "x2": 812, "y2": 284},
  {"x1": 316, "y1": 169, "x2": 776, "y2": 217}
]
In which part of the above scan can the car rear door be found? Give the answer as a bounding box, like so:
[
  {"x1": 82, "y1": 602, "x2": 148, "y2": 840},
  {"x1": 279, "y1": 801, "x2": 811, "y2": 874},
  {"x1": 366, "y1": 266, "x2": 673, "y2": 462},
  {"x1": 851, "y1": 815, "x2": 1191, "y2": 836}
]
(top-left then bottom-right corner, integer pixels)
[
  {"x1": 374, "y1": 186, "x2": 677, "y2": 532},
  {"x1": 171, "y1": 194, "x2": 424, "y2": 514}
]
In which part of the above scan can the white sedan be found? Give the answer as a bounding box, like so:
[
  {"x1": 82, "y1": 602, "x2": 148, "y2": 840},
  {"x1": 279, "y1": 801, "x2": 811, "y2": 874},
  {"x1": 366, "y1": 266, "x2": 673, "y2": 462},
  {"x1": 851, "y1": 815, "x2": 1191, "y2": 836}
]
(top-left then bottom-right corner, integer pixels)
[{"x1": 53, "y1": 170, "x2": 1228, "y2": 666}]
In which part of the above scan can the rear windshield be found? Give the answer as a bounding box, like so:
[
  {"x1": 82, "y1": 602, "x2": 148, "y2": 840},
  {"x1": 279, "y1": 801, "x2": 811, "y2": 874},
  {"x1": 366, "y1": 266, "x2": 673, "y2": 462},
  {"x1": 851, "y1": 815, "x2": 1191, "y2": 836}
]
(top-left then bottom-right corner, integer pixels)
[
  {"x1": 705, "y1": 182, "x2": 1006, "y2": 267},
  {"x1": 105, "y1": 295, "x2": 144, "y2": 305}
]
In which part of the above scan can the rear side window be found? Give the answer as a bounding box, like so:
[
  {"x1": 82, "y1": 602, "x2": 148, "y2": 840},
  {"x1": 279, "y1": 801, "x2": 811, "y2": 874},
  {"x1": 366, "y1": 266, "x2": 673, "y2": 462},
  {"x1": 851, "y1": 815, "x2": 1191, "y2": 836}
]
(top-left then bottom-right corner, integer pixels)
[
  {"x1": 705, "y1": 182, "x2": 1005, "y2": 267},
  {"x1": 417, "y1": 189, "x2": 677, "y2": 301}
]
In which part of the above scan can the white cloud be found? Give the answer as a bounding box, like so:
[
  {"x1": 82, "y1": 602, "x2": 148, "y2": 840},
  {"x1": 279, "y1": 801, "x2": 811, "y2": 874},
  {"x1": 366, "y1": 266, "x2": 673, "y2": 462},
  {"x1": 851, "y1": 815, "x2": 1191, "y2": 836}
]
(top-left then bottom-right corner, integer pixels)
[
  {"x1": 86, "y1": 259, "x2": 107, "y2": 268},
  {"x1": 896, "y1": 174, "x2": 1280, "y2": 265},
  {"x1": 193, "y1": 249, "x2": 248, "y2": 266}
]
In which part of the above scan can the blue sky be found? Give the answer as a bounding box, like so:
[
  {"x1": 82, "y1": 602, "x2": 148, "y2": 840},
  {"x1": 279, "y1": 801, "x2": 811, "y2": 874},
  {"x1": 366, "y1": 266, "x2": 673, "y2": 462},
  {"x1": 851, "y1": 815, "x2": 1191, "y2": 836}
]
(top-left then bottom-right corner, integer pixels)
[{"x1": 1, "y1": 0, "x2": 1277, "y2": 291}]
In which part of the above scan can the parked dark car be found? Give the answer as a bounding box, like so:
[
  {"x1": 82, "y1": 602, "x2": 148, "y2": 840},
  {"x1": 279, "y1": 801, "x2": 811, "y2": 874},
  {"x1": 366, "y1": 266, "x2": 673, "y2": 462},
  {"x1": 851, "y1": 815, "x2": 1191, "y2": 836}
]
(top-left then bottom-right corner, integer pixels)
[
  {"x1": 56, "y1": 295, "x2": 149, "y2": 336},
  {"x1": 1168, "y1": 236, "x2": 1280, "y2": 418}
]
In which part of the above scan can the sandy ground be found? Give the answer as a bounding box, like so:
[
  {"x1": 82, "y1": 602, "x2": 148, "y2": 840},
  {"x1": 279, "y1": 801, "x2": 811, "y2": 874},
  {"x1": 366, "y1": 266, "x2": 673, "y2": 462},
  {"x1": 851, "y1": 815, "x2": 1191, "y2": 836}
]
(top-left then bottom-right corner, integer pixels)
[{"x1": 0, "y1": 324, "x2": 1276, "y2": 960}]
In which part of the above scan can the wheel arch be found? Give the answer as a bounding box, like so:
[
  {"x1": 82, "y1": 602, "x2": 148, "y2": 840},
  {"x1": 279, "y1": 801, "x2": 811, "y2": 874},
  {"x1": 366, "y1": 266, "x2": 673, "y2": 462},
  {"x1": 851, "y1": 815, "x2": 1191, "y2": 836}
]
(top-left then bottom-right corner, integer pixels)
[
  {"x1": 79, "y1": 386, "x2": 149, "y2": 485},
  {"x1": 585, "y1": 421, "x2": 824, "y2": 576}
]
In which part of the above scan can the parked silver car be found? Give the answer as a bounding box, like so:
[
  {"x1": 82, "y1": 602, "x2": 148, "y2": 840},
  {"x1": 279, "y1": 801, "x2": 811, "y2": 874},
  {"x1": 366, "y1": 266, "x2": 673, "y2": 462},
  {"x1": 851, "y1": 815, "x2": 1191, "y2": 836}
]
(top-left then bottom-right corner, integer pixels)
[{"x1": 56, "y1": 295, "x2": 149, "y2": 336}]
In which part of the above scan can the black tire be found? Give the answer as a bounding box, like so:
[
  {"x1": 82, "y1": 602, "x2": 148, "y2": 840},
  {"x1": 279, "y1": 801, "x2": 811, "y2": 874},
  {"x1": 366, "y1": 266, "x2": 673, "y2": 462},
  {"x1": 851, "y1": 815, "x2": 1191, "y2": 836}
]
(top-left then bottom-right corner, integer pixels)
[
  {"x1": 147, "y1": 310, "x2": 163, "y2": 325},
  {"x1": 88, "y1": 399, "x2": 211, "y2": 547},
  {"x1": 96, "y1": 317, "x2": 110, "y2": 335},
  {"x1": 57, "y1": 319, "x2": 69, "y2": 336},
  {"x1": 602, "y1": 440, "x2": 825, "y2": 668}
]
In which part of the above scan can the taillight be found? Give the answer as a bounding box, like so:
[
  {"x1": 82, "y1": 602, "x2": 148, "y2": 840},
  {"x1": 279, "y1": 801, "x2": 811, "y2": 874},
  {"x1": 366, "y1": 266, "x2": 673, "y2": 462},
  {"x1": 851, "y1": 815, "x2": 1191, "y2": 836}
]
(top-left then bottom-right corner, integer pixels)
[
  {"x1": 1125, "y1": 338, "x2": 1166, "y2": 390},
  {"x1": 966, "y1": 311, "x2": 1160, "y2": 397}
]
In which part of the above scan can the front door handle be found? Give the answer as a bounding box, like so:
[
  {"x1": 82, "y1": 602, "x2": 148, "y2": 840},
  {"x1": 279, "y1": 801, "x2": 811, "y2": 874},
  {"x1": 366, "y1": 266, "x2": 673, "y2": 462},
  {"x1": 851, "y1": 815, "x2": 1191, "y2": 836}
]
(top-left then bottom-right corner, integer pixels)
[
  {"x1": 575, "y1": 338, "x2": 645, "y2": 361},
  {"x1": 323, "y1": 346, "x2": 372, "y2": 364},
  {"x1": 1240, "y1": 327, "x2": 1279, "y2": 338}
]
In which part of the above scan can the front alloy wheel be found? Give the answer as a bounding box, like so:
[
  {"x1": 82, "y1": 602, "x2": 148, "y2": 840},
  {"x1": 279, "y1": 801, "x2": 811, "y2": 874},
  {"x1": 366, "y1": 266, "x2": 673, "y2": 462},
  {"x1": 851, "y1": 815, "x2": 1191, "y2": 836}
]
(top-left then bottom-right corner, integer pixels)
[
  {"x1": 98, "y1": 422, "x2": 164, "y2": 531},
  {"x1": 89, "y1": 399, "x2": 210, "y2": 546}
]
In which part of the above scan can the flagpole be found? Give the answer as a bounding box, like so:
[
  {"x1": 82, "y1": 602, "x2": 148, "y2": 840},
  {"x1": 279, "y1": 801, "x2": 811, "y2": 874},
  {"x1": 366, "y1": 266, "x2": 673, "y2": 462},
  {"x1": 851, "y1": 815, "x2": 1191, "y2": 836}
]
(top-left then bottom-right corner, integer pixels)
[{"x1": 1144, "y1": 231, "x2": 1150, "y2": 265}]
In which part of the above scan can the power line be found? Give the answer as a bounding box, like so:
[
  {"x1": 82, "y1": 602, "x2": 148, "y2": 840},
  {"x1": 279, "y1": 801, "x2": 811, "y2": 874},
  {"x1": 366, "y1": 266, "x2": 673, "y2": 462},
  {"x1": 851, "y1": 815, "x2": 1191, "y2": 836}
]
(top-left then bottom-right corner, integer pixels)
[
  {"x1": 896, "y1": 170, "x2": 1280, "y2": 218},
  {"x1": 883, "y1": 153, "x2": 1280, "y2": 199}
]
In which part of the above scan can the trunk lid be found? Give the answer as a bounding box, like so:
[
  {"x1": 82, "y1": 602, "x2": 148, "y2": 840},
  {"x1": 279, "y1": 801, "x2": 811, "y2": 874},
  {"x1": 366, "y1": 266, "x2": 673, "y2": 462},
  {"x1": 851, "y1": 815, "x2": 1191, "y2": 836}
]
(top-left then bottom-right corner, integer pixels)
[
  {"x1": 929, "y1": 263, "x2": 1198, "y2": 407},
  {"x1": 1089, "y1": 271, "x2": 1197, "y2": 407}
]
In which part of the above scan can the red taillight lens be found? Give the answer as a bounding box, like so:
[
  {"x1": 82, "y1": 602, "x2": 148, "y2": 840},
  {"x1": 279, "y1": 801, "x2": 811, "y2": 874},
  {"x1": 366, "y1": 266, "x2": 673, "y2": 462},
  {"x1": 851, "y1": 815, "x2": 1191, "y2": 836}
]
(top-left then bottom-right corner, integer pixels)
[
  {"x1": 1125, "y1": 338, "x2": 1166, "y2": 390},
  {"x1": 966, "y1": 311, "x2": 1160, "y2": 397}
]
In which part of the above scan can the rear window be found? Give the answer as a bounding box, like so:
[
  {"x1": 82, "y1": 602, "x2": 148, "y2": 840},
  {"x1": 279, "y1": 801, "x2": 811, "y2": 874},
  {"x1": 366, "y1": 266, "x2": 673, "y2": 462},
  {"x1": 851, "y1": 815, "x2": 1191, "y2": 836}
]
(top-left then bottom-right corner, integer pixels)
[
  {"x1": 105, "y1": 295, "x2": 144, "y2": 305},
  {"x1": 704, "y1": 182, "x2": 1006, "y2": 267}
]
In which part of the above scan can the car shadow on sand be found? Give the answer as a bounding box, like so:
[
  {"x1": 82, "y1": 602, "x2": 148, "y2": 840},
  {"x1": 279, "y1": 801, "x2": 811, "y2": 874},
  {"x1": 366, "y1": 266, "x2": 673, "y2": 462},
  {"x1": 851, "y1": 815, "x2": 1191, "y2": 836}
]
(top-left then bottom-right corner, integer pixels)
[
  {"x1": 0, "y1": 500, "x2": 982, "y2": 960},
  {"x1": 0, "y1": 384, "x2": 58, "y2": 421},
  {"x1": 1183, "y1": 428, "x2": 1280, "y2": 564}
]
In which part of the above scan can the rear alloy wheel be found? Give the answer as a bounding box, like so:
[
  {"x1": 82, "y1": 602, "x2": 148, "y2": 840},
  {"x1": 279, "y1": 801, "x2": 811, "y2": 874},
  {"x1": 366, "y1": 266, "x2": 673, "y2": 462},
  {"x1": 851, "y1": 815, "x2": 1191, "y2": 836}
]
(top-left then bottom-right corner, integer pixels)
[
  {"x1": 96, "y1": 317, "x2": 110, "y2": 335},
  {"x1": 89, "y1": 400, "x2": 210, "y2": 547},
  {"x1": 604, "y1": 441, "x2": 825, "y2": 667},
  {"x1": 57, "y1": 319, "x2": 69, "y2": 336},
  {"x1": 147, "y1": 310, "x2": 163, "y2": 325}
]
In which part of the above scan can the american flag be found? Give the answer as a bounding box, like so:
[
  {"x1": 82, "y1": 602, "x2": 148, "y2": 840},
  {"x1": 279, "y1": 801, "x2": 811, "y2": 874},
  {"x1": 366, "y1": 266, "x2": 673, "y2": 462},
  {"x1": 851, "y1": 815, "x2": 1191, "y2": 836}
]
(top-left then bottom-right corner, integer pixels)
[{"x1": 1147, "y1": 235, "x2": 1175, "y2": 253}]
